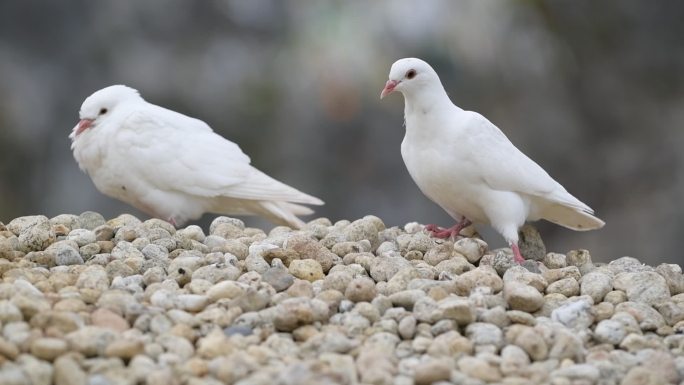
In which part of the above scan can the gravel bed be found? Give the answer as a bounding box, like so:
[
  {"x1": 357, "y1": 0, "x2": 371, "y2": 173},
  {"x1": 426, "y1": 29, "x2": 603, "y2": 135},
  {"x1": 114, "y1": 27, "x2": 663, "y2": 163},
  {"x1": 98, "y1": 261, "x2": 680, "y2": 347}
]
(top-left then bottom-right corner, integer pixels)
[{"x1": 0, "y1": 212, "x2": 682, "y2": 385}]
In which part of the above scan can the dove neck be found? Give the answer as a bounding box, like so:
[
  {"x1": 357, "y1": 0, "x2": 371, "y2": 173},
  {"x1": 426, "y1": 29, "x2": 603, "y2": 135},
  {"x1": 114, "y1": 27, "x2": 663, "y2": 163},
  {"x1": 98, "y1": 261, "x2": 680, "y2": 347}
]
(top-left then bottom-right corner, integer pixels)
[{"x1": 402, "y1": 86, "x2": 452, "y2": 117}]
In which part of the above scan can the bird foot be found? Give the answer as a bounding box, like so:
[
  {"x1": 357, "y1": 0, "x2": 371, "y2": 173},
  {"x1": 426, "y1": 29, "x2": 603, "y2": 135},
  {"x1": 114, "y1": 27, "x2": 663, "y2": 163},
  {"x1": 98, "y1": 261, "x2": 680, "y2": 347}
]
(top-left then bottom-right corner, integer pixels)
[
  {"x1": 167, "y1": 217, "x2": 178, "y2": 228},
  {"x1": 425, "y1": 219, "x2": 472, "y2": 239},
  {"x1": 510, "y1": 243, "x2": 526, "y2": 264}
]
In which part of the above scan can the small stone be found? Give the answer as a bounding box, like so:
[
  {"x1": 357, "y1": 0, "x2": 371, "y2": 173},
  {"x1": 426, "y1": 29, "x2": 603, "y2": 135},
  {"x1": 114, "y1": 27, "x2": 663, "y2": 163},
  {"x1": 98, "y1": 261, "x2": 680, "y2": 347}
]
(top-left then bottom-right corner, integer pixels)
[
  {"x1": 566, "y1": 249, "x2": 593, "y2": 270},
  {"x1": 398, "y1": 316, "x2": 417, "y2": 340},
  {"x1": 104, "y1": 339, "x2": 144, "y2": 360},
  {"x1": 65, "y1": 326, "x2": 118, "y2": 356},
  {"x1": 370, "y1": 256, "x2": 411, "y2": 282},
  {"x1": 0, "y1": 338, "x2": 20, "y2": 359},
  {"x1": 454, "y1": 265, "x2": 502, "y2": 295},
  {"x1": 500, "y1": 345, "x2": 530, "y2": 375},
  {"x1": 322, "y1": 270, "x2": 353, "y2": 293},
  {"x1": 453, "y1": 237, "x2": 488, "y2": 263},
  {"x1": 30, "y1": 337, "x2": 68, "y2": 361},
  {"x1": 655, "y1": 263, "x2": 684, "y2": 295},
  {"x1": 613, "y1": 271, "x2": 671, "y2": 305},
  {"x1": 506, "y1": 310, "x2": 536, "y2": 326},
  {"x1": 389, "y1": 289, "x2": 426, "y2": 310},
  {"x1": 286, "y1": 279, "x2": 314, "y2": 298},
  {"x1": 509, "y1": 326, "x2": 548, "y2": 361},
  {"x1": 289, "y1": 259, "x2": 325, "y2": 282},
  {"x1": 46, "y1": 241, "x2": 84, "y2": 266},
  {"x1": 273, "y1": 298, "x2": 328, "y2": 331},
  {"x1": 604, "y1": 290, "x2": 628, "y2": 305},
  {"x1": 438, "y1": 296, "x2": 475, "y2": 325},
  {"x1": 551, "y1": 364, "x2": 600, "y2": 382},
  {"x1": 551, "y1": 299, "x2": 594, "y2": 329},
  {"x1": 176, "y1": 294, "x2": 210, "y2": 312},
  {"x1": 91, "y1": 307, "x2": 130, "y2": 331},
  {"x1": 465, "y1": 322, "x2": 504, "y2": 348},
  {"x1": 580, "y1": 271, "x2": 612, "y2": 303},
  {"x1": 54, "y1": 355, "x2": 87, "y2": 385},
  {"x1": 480, "y1": 306, "x2": 510, "y2": 328},
  {"x1": 78, "y1": 211, "x2": 106, "y2": 230},
  {"x1": 546, "y1": 277, "x2": 579, "y2": 297},
  {"x1": 621, "y1": 366, "x2": 666, "y2": 385},
  {"x1": 284, "y1": 234, "x2": 335, "y2": 272},
  {"x1": 615, "y1": 301, "x2": 666, "y2": 331},
  {"x1": 413, "y1": 358, "x2": 452, "y2": 385},
  {"x1": 457, "y1": 356, "x2": 502, "y2": 382},
  {"x1": 594, "y1": 319, "x2": 627, "y2": 345},
  {"x1": 542, "y1": 266, "x2": 581, "y2": 284},
  {"x1": 345, "y1": 277, "x2": 377, "y2": 302},
  {"x1": 65, "y1": 229, "x2": 97, "y2": 246},
  {"x1": 8, "y1": 215, "x2": 56, "y2": 252},
  {"x1": 543, "y1": 253, "x2": 566, "y2": 269},
  {"x1": 517, "y1": 224, "x2": 545, "y2": 261},
  {"x1": 652, "y1": 301, "x2": 684, "y2": 326},
  {"x1": 262, "y1": 267, "x2": 294, "y2": 292},
  {"x1": 504, "y1": 282, "x2": 544, "y2": 312}
]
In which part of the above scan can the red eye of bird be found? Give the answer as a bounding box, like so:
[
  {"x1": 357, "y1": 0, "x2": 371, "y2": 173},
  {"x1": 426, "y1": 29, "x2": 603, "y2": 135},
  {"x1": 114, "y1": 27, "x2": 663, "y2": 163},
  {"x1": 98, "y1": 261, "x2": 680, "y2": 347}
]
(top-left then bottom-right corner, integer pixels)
[{"x1": 406, "y1": 69, "x2": 416, "y2": 79}]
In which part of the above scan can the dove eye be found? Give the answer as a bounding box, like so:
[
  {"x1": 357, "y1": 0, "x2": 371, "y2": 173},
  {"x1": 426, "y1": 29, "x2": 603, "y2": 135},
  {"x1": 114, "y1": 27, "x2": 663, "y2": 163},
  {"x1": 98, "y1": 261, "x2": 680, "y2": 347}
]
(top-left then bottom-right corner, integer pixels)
[
  {"x1": 99, "y1": 108, "x2": 108, "y2": 115},
  {"x1": 406, "y1": 69, "x2": 417, "y2": 79}
]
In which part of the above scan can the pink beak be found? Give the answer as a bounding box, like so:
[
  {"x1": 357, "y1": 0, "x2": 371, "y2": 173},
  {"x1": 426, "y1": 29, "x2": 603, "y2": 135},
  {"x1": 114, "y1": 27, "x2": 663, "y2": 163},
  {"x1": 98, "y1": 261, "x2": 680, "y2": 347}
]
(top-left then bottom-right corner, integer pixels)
[
  {"x1": 75, "y1": 119, "x2": 93, "y2": 136},
  {"x1": 380, "y1": 80, "x2": 399, "y2": 99}
]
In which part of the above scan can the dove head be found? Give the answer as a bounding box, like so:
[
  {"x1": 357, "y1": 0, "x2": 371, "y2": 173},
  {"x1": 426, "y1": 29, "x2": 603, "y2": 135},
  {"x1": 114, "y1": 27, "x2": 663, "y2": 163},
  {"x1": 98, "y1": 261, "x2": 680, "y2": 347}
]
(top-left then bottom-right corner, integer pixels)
[
  {"x1": 70, "y1": 85, "x2": 143, "y2": 140},
  {"x1": 380, "y1": 58, "x2": 443, "y2": 100}
]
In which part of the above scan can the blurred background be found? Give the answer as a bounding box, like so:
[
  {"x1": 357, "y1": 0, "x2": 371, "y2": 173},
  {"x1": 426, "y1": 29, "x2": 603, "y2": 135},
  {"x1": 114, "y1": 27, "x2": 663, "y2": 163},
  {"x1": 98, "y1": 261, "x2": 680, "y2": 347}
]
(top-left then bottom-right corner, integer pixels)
[{"x1": 1, "y1": 1, "x2": 682, "y2": 265}]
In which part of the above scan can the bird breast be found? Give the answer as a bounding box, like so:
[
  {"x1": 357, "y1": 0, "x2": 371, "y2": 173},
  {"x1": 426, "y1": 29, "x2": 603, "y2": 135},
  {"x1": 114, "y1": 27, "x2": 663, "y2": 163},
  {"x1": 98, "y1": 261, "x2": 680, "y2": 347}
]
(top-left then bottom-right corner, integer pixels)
[{"x1": 400, "y1": 135, "x2": 490, "y2": 223}]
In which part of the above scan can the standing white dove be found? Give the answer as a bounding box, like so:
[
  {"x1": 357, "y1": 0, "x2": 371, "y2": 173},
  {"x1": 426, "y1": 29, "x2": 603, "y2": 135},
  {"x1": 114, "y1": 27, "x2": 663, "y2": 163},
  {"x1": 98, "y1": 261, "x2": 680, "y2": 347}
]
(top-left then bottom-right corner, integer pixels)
[
  {"x1": 70, "y1": 85, "x2": 323, "y2": 228},
  {"x1": 380, "y1": 58, "x2": 604, "y2": 263}
]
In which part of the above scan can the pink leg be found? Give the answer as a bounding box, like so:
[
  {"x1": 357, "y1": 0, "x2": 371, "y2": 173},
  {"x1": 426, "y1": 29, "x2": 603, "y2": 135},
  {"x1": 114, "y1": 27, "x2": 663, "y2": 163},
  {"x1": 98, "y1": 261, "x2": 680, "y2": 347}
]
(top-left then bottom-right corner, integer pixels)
[
  {"x1": 510, "y1": 243, "x2": 525, "y2": 264},
  {"x1": 167, "y1": 217, "x2": 178, "y2": 228},
  {"x1": 426, "y1": 218, "x2": 472, "y2": 239}
]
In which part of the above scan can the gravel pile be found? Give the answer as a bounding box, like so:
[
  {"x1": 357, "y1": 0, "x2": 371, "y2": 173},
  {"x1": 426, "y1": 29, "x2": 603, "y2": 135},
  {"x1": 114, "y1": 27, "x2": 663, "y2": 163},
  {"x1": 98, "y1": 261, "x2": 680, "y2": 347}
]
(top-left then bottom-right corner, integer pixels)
[{"x1": 0, "y1": 212, "x2": 683, "y2": 385}]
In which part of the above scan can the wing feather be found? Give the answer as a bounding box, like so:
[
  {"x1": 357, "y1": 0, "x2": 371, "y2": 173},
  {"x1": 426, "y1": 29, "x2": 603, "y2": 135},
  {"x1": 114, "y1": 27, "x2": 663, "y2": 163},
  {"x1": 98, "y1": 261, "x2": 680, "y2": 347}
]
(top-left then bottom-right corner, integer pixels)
[
  {"x1": 115, "y1": 105, "x2": 322, "y2": 205},
  {"x1": 463, "y1": 111, "x2": 587, "y2": 208}
]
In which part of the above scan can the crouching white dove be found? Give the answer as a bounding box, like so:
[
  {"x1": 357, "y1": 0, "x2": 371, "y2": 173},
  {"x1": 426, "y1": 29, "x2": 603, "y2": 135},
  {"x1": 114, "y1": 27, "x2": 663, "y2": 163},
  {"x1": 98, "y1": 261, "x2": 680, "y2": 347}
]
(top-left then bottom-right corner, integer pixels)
[
  {"x1": 70, "y1": 85, "x2": 323, "y2": 228},
  {"x1": 381, "y1": 58, "x2": 604, "y2": 263}
]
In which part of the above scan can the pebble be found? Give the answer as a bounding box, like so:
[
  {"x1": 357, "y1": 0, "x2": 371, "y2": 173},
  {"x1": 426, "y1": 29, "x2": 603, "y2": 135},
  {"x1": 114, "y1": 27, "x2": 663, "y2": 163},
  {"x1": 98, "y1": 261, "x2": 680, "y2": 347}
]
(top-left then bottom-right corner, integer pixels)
[
  {"x1": 288, "y1": 259, "x2": 324, "y2": 282},
  {"x1": 580, "y1": 271, "x2": 613, "y2": 303},
  {"x1": 0, "y1": 212, "x2": 681, "y2": 385},
  {"x1": 413, "y1": 358, "x2": 452, "y2": 385},
  {"x1": 613, "y1": 271, "x2": 671, "y2": 305},
  {"x1": 345, "y1": 276, "x2": 377, "y2": 302},
  {"x1": 504, "y1": 281, "x2": 544, "y2": 312}
]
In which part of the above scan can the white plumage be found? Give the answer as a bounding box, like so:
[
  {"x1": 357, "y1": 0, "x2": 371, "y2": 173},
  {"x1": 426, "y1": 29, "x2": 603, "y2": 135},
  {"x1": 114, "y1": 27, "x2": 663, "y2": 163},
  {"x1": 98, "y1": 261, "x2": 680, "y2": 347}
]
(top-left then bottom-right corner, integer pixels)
[
  {"x1": 381, "y1": 58, "x2": 604, "y2": 262},
  {"x1": 70, "y1": 85, "x2": 323, "y2": 227}
]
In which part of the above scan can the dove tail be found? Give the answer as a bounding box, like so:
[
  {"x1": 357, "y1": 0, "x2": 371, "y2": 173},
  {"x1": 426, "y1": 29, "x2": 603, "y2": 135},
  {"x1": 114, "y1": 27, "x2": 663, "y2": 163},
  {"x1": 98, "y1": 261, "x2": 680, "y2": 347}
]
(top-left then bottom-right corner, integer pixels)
[
  {"x1": 540, "y1": 203, "x2": 605, "y2": 231},
  {"x1": 256, "y1": 201, "x2": 312, "y2": 229}
]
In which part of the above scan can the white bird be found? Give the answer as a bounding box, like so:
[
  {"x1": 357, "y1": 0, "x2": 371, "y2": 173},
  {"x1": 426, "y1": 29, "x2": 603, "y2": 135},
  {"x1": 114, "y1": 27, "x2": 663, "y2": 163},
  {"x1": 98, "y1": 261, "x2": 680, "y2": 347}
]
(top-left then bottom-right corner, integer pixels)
[
  {"x1": 70, "y1": 85, "x2": 323, "y2": 228},
  {"x1": 381, "y1": 58, "x2": 604, "y2": 263}
]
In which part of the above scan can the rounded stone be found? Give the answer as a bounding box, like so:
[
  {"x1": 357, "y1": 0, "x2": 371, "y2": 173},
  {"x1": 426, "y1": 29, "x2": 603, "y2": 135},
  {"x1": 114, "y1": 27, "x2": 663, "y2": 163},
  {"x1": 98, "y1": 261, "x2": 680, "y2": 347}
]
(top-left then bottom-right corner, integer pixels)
[
  {"x1": 345, "y1": 277, "x2": 377, "y2": 302},
  {"x1": 289, "y1": 259, "x2": 325, "y2": 282},
  {"x1": 30, "y1": 337, "x2": 68, "y2": 361}
]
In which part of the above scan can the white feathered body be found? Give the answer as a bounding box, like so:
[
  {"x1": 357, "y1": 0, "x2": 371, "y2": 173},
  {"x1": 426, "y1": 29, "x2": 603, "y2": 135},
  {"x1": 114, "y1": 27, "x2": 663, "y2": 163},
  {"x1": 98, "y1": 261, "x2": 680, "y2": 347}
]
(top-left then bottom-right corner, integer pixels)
[
  {"x1": 402, "y1": 101, "x2": 603, "y2": 243},
  {"x1": 72, "y1": 92, "x2": 322, "y2": 227}
]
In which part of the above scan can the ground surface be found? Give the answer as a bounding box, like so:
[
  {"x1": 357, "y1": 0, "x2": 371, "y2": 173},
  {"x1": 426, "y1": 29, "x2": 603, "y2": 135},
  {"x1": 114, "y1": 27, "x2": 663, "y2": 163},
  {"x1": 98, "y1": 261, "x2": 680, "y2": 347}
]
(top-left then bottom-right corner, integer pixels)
[{"x1": 0, "y1": 213, "x2": 682, "y2": 385}]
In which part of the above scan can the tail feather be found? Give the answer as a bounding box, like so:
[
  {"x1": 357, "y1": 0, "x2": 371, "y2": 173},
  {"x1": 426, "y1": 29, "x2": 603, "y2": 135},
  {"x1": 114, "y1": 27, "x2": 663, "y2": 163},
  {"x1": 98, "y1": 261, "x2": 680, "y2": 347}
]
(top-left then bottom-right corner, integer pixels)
[
  {"x1": 256, "y1": 201, "x2": 309, "y2": 229},
  {"x1": 541, "y1": 202, "x2": 605, "y2": 231},
  {"x1": 211, "y1": 197, "x2": 317, "y2": 229}
]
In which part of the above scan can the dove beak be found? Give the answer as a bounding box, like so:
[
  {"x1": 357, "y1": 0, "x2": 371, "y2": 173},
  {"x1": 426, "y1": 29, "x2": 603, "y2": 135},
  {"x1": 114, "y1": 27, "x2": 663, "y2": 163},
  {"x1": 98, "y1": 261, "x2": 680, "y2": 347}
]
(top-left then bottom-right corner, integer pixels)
[
  {"x1": 380, "y1": 80, "x2": 399, "y2": 99},
  {"x1": 74, "y1": 118, "x2": 94, "y2": 137}
]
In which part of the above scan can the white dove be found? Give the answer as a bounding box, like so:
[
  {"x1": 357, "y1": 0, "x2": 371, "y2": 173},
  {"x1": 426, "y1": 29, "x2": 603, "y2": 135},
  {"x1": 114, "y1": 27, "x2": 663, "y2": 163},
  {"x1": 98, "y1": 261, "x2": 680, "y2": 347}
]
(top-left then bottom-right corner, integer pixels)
[
  {"x1": 381, "y1": 58, "x2": 604, "y2": 263},
  {"x1": 70, "y1": 85, "x2": 323, "y2": 228}
]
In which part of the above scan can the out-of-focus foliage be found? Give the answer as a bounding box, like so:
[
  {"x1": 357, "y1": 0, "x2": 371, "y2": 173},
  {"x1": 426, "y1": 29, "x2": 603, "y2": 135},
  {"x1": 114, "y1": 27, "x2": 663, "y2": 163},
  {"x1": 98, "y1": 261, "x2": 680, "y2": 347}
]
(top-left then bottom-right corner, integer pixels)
[{"x1": 1, "y1": 1, "x2": 683, "y2": 264}]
